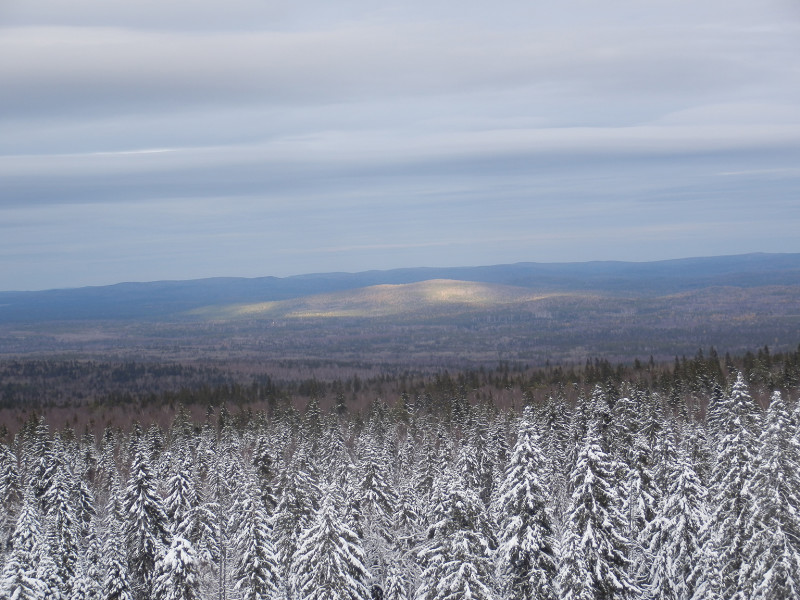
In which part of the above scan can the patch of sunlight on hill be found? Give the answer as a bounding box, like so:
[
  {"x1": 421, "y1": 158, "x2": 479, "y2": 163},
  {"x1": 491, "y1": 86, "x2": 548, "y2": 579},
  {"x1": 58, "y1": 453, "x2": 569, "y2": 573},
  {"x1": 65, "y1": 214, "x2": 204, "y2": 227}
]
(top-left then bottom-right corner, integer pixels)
[{"x1": 188, "y1": 279, "x2": 556, "y2": 320}]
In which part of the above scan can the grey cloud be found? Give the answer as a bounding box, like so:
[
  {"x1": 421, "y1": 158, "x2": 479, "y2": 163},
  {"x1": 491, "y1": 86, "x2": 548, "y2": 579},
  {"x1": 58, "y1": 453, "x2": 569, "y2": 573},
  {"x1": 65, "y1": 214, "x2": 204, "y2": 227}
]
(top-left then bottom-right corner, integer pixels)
[
  {"x1": 2, "y1": 0, "x2": 800, "y2": 290},
  {"x1": 2, "y1": 17, "x2": 794, "y2": 121}
]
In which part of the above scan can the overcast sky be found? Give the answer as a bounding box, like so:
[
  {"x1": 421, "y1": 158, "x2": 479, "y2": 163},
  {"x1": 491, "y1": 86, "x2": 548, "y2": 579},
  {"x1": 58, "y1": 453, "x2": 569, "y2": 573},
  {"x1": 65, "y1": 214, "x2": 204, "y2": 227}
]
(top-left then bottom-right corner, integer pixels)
[{"x1": 2, "y1": 0, "x2": 800, "y2": 290}]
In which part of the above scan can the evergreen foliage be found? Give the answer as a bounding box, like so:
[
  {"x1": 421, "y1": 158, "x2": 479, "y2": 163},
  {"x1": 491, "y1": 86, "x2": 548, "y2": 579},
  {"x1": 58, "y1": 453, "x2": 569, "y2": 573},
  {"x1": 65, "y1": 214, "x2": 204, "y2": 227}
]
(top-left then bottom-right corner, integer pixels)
[
  {"x1": 493, "y1": 407, "x2": 556, "y2": 600},
  {"x1": 562, "y1": 418, "x2": 638, "y2": 600},
  {"x1": 0, "y1": 369, "x2": 798, "y2": 600},
  {"x1": 291, "y1": 489, "x2": 371, "y2": 600}
]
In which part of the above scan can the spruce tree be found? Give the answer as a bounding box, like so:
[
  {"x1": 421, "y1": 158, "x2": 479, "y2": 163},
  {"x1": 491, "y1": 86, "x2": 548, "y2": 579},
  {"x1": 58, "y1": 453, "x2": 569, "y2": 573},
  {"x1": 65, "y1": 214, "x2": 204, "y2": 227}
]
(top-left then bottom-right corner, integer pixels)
[
  {"x1": 698, "y1": 373, "x2": 759, "y2": 600},
  {"x1": 493, "y1": 406, "x2": 557, "y2": 600},
  {"x1": 645, "y1": 445, "x2": 707, "y2": 600},
  {"x1": 561, "y1": 418, "x2": 638, "y2": 600},
  {"x1": 738, "y1": 391, "x2": 800, "y2": 599},
  {"x1": 123, "y1": 445, "x2": 170, "y2": 600},
  {"x1": 232, "y1": 472, "x2": 280, "y2": 600},
  {"x1": 0, "y1": 489, "x2": 46, "y2": 600},
  {"x1": 44, "y1": 465, "x2": 80, "y2": 595},
  {"x1": 151, "y1": 536, "x2": 201, "y2": 600},
  {"x1": 273, "y1": 448, "x2": 322, "y2": 576},
  {"x1": 557, "y1": 527, "x2": 592, "y2": 600},
  {"x1": 416, "y1": 451, "x2": 497, "y2": 600},
  {"x1": 291, "y1": 488, "x2": 371, "y2": 600},
  {"x1": 102, "y1": 515, "x2": 135, "y2": 600},
  {"x1": 0, "y1": 442, "x2": 20, "y2": 555}
]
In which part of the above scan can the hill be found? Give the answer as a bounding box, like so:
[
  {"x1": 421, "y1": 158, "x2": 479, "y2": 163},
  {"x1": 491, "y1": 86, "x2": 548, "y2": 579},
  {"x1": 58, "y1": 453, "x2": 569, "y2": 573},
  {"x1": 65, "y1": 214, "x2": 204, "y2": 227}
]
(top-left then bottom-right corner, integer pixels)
[
  {"x1": 2, "y1": 252, "x2": 800, "y2": 323},
  {"x1": 188, "y1": 279, "x2": 557, "y2": 320},
  {"x1": 1, "y1": 253, "x2": 799, "y2": 367}
]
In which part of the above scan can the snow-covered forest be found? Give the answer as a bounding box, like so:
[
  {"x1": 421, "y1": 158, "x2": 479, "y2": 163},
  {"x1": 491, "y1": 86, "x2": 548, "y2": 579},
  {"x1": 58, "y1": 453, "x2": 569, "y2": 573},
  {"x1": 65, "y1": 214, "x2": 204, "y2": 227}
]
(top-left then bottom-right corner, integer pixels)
[{"x1": 1, "y1": 372, "x2": 798, "y2": 600}]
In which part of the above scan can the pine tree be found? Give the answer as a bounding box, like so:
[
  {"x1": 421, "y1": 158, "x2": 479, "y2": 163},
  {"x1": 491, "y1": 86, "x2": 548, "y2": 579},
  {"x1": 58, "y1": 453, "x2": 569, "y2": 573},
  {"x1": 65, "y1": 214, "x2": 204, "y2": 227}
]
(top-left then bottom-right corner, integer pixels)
[
  {"x1": 291, "y1": 488, "x2": 371, "y2": 600},
  {"x1": 493, "y1": 406, "x2": 557, "y2": 600},
  {"x1": 561, "y1": 418, "x2": 638, "y2": 600}
]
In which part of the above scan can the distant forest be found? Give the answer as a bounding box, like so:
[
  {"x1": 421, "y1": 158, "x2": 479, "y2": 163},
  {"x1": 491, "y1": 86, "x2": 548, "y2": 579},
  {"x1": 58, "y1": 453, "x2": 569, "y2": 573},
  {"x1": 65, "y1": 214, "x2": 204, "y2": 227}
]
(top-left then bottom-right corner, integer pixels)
[
  {"x1": 1, "y1": 359, "x2": 798, "y2": 599},
  {"x1": 0, "y1": 345, "x2": 798, "y2": 434}
]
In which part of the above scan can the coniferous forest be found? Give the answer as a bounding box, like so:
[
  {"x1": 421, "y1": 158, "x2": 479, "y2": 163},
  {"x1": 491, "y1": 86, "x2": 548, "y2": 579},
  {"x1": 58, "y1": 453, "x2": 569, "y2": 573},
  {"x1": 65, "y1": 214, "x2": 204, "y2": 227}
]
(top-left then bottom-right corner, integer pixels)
[{"x1": 1, "y1": 365, "x2": 799, "y2": 600}]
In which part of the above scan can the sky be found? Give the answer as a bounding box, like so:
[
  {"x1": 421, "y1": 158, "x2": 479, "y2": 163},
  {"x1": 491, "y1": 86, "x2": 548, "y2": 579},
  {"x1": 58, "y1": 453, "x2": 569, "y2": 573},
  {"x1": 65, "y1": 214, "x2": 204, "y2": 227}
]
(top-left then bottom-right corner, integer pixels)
[{"x1": 1, "y1": 0, "x2": 800, "y2": 291}]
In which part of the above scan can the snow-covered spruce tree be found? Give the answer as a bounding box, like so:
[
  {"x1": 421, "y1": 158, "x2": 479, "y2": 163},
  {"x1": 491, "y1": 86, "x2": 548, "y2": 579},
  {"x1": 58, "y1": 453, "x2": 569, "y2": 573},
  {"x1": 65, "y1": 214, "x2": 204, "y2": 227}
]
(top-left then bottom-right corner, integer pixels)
[
  {"x1": 152, "y1": 536, "x2": 201, "y2": 600},
  {"x1": 624, "y1": 427, "x2": 660, "y2": 576},
  {"x1": 738, "y1": 391, "x2": 800, "y2": 600},
  {"x1": 652, "y1": 422, "x2": 679, "y2": 499},
  {"x1": 70, "y1": 558, "x2": 100, "y2": 600},
  {"x1": 462, "y1": 412, "x2": 495, "y2": 506},
  {"x1": 493, "y1": 406, "x2": 557, "y2": 600},
  {"x1": 273, "y1": 446, "x2": 322, "y2": 578},
  {"x1": 204, "y1": 422, "x2": 242, "y2": 600},
  {"x1": 354, "y1": 426, "x2": 399, "y2": 593},
  {"x1": 123, "y1": 444, "x2": 170, "y2": 600},
  {"x1": 164, "y1": 456, "x2": 197, "y2": 540},
  {"x1": 488, "y1": 410, "x2": 511, "y2": 500},
  {"x1": 0, "y1": 441, "x2": 20, "y2": 535},
  {"x1": 231, "y1": 471, "x2": 280, "y2": 600},
  {"x1": 383, "y1": 562, "x2": 410, "y2": 600},
  {"x1": 43, "y1": 464, "x2": 81, "y2": 595},
  {"x1": 82, "y1": 515, "x2": 103, "y2": 600},
  {"x1": 704, "y1": 383, "x2": 729, "y2": 449},
  {"x1": 695, "y1": 372, "x2": 759, "y2": 600},
  {"x1": 644, "y1": 444, "x2": 707, "y2": 600},
  {"x1": 416, "y1": 449, "x2": 497, "y2": 600},
  {"x1": 32, "y1": 432, "x2": 64, "y2": 516},
  {"x1": 356, "y1": 429, "x2": 398, "y2": 530},
  {"x1": 36, "y1": 534, "x2": 63, "y2": 600},
  {"x1": 291, "y1": 487, "x2": 371, "y2": 600},
  {"x1": 0, "y1": 488, "x2": 46, "y2": 600},
  {"x1": 557, "y1": 526, "x2": 592, "y2": 600},
  {"x1": 251, "y1": 434, "x2": 279, "y2": 514},
  {"x1": 560, "y1": 417, "x2": 638, "y2": 600},
  {"x1": 163, "y1": 449, "x2": 219, "y2": 572},
  {"x1": 102, "y1": 511, "x2": 135, "y2": 600},
  {"x1": 539, "y1": 393, "x2": 570, "y2": 484}
]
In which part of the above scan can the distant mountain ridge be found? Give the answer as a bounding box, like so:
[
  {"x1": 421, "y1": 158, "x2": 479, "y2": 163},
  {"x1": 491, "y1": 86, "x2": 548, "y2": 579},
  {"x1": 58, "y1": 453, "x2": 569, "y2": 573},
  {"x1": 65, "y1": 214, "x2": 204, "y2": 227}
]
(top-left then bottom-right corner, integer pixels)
[{"x1": 2, "y1": 252, "x2": 800, "y2": 322}]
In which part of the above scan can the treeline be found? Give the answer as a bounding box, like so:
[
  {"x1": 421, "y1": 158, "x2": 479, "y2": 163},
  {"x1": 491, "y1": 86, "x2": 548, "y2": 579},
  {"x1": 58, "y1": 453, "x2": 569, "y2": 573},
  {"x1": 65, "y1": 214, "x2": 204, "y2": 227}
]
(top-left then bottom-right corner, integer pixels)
[
  {"x1": 1, "y1": 346, "x2": 800, "y2": 435},
  {"x1": 3, "y1": 345, "x2": 800, "y2": 409},
  {"x1": 0, "y1": 372, "x2": 799, "y2": 600}
]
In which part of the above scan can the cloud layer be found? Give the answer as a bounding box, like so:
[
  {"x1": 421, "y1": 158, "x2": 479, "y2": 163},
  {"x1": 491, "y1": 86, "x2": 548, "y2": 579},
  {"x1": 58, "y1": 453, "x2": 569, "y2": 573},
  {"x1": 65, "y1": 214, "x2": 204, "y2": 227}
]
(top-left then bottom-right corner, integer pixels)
[{"x1": 2, "y1": 0, "x2": 800, "y2": 289}]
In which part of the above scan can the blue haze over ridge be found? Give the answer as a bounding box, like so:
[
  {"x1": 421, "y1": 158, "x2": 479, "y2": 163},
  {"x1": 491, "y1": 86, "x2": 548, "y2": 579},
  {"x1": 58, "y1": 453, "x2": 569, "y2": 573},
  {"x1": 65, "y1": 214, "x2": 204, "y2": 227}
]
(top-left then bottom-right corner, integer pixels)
[{"x1": 1, "y1": 253, "x2": 798, "y2": 323}]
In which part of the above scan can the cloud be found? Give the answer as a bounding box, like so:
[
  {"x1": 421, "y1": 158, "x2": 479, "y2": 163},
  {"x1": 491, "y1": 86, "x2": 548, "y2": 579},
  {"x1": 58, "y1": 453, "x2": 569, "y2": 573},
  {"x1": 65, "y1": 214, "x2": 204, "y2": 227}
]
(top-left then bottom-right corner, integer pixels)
[{"x1": 1, "y1": 0, "x2": 800, "y2": 289}]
